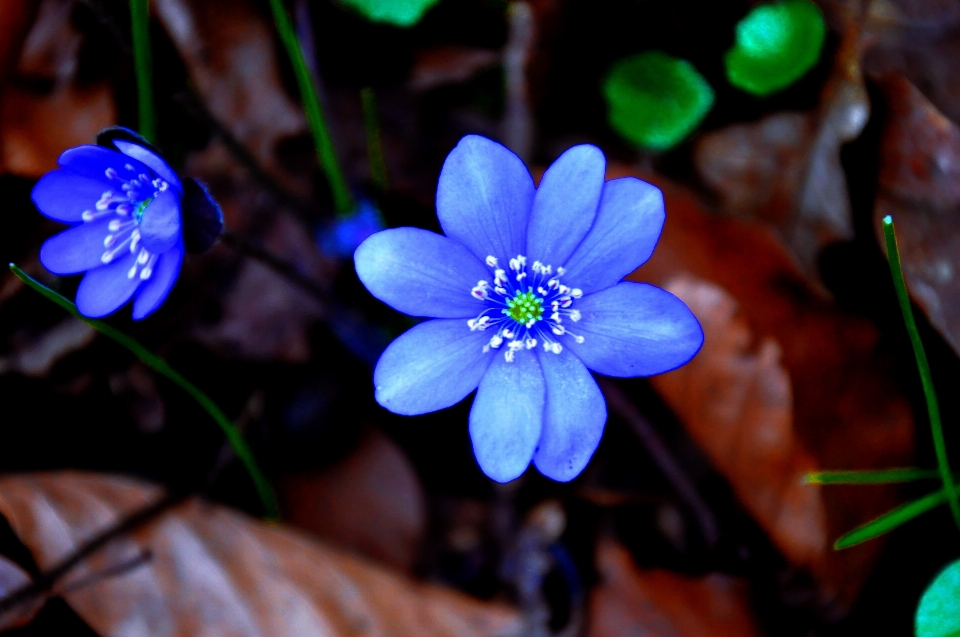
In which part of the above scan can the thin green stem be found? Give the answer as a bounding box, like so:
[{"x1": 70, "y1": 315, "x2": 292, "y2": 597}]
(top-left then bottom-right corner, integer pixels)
[
  {"x1": 882, "y1": 215, "x2": 960, "y2": 532},
  {"x1": 360, "y1": 87, "x2": 389, "y2": 193},
  {"x1": 129, "y1": 0, "x2": 155, "y2": 142},
  {"x1": 267, "y1": 0, "x2": 354, "y2": 214},
  {"x1": 9, "y1": 265, "x2": 278, "y2": 521},
  {"x1": 805, "y1": 467, "x2": 940, "y2": 485}
]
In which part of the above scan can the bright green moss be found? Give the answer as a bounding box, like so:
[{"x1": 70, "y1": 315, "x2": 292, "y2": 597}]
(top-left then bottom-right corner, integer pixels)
[
  {"x1": 916, "y1": 559, "x2": 960, "y2": 637},
  {"x1": 336, "y1": 0, "x2": 441, "y2": 27},
  {"x1": 725, "y1": 0, "x2": 826, "y2": 96},
  {"x1": 602, "y1": 51, "x2": 714, "y2": 151}
]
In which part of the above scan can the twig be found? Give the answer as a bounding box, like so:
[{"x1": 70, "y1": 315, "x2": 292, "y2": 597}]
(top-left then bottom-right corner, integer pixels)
[{"x1": 599, "y1": 379, "x2": 720, "y2": 547}]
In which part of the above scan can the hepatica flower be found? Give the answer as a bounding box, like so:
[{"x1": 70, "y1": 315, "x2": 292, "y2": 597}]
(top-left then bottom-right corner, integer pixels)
[
  {"x1": 32, "y1": 128, "x2": 222, "y2": 319},
  {"x1": 355, "y1": 136, "x2": 703, "y2": 482}
]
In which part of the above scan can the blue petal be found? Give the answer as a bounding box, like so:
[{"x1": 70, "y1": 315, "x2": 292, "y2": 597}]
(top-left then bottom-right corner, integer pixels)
[
  {"x1": 374, "y1": 319, "x2": 493, "y2": 415},
  {"x1": 355, "y1": 228, "x2": 490, "y2": 318},
  {"x1": 436, "y1": 135, "x2": 535, "y2": 262},
  {"x1": 57, "y1": 145, "x2": 155, "y2": 182},
  {"x1": 566, "y1": 282, "x2": 703, "y2": 377},
  {"x1": 75, "y1": 252, "x2": 143, "y2": 318},
  {"x1": 132, "y1": 242, "x2": 184, "y2": 320},
  {"x1": 138, "y1": 189, "x2": 182, "y2": 253},
  {"x1": 39, "y1": 218, "x2": 112, "y2": 275},
  {"x1": 526, "y1": 145, "x2": 605, "y2": 267},
  {"x1": 563, "y1": 178, "x2": 665, "y2": 295},
  {"x1": 469, "y1": 349, "x2": 544, "y2": 483},
  {"x1": 32, "y1": 170, "x2": 111, "y2": 224},
  {"x1": 533, "y1": 349, "x2": 606, "y2": 482},
  {"x1": 113, "y1": 139, "x2": 182, "y2": 194}
]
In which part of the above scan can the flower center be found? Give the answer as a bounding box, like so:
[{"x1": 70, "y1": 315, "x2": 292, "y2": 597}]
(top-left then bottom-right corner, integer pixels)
[
  {"x1": 505, "y1": 290, "x2": 543, "y2": 325},
  {"x1": 468, "y1": 254, "x2": 584, "y2": 362}
]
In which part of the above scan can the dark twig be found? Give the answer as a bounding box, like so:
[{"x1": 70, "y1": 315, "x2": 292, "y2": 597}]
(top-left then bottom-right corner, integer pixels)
[
  {"x1": 58, "y1": 549, "x2": 153, "y2": 594},
  {"x1": 599, "y1": 379, "x2": 720, "y2": 547},
  {"x1": 0, "y1": 492, "x2": 186, "y2": 614}
]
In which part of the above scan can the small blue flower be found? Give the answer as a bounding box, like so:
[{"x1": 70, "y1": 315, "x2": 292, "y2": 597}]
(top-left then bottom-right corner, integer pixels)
[
  {"x1": 31, "y1": 129, "x2": 219, "y2": 319},
  {"x1": 355, "y1": 135, "x2": 703, "y2": 483},
  {"x1": 318, "y1": 199, "x2": 385, "y2": 259}
]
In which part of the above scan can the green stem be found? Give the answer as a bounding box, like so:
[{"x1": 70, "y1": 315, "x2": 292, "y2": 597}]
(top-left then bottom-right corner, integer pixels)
[
  {"x1": 9, "y1": 265, "x2": 278, "y2": 521},
  {"x1": 805, "y1": 467, "x2": 940, "y2": 485},
  {"x1": 267, "y1": 0, "x2": 354, "y2": 214},
  {"x1": 360, "y1": 87, "x2": 389, "y2": 193},
  {"x1": 882, "y1": 215, "x2": 960, "y2": 531},
  {"x1": 129, "y1": 0, "x2": 155, "y2": 142}
]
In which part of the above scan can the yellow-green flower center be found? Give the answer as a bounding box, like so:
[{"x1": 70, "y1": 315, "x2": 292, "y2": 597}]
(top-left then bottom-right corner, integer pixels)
[{"x1": 504, "y1": 290, "x2": 544, "y2": 325}]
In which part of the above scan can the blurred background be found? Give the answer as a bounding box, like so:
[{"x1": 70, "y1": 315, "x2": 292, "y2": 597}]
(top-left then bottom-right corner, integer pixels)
[{"x1": 1, "y1": 0, "x2": 959, "y2": 634}]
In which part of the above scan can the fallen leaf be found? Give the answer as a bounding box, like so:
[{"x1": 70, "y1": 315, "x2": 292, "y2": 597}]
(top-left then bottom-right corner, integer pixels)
[
  {"x1": 872, "y1": 74, "x2": 960, "y2": 357},
  {"x1": 408, "y1": 46, "x2": 500, "y2": 92},
  {"x1": 0, "y1": 318, "x2": 96, "y2": 378},
  {"x1": 0, "y1": 554, "x2": 43, "y2": 631},
  {"x1": 278, "y1": 427, "x2": 427, "y2": 573},
  {"x1": 0, "y1": 471, "x2": 522, "y2": 637},
  {"x1": 588, "y1": 539, "x2": 761, "y2": 637},
  {"x1": 618, "y1": 167, "x2": 915, "y2": 611}
]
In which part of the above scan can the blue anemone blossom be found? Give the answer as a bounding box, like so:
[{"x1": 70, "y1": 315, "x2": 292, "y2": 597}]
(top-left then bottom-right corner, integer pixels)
[
  {"x1": 355, "y1": 135, "x2": 703, "y2": 483},
  {"x1": 32, "y1": 133, "x2": 190, "y2": 319}
]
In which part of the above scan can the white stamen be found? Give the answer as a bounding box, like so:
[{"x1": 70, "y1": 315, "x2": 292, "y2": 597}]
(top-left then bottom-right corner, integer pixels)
[
  {"x1": 124, "y1": 163, "x2": 134, "y2": 171},
  {"x1": 105, "y1": 168, "x2": 119, "y2": 179},
  {"x1": 525, "y1": 338, "x2": 537, "y2": 349},
  {"x1": 489, "y1": 334, "x2": 503, "y2": 348},
  {"x1": 571, "y1": 288, "x2": 583, "y2": 298},
  {"x1": 486, "y1": 256, "x2": 499, "y2": 267},
  {"x1": 569, "y1": 309, "x2": 581, "y2": 322},
  {"x1": 556, "y1": 266, "x2": 566, "y2": 276}
]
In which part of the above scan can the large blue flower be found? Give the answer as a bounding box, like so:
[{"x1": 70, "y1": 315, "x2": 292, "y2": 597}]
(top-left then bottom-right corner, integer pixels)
[
  {"x1": 32, "y1": 132, "x2": 190, "y2": 319},
  {"x1": 355, "y1": 135, "x2": 703, "y2": 483}
]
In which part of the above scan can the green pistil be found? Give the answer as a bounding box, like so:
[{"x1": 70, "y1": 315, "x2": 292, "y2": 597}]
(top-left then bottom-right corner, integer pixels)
[
  {"x1": 505, "y1": 290, "x2": 544, "y2": 324},
  {"x1": 134, "y1": 197, "x2": 153, "y2": 224}
]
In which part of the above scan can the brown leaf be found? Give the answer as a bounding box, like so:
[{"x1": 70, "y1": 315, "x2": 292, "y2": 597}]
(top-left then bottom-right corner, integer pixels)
[
  {"x1": 279, "y1": 427, "x2": 427, "y2": 573},
  {"x1": 409, "y1": 46, "x2": 500, "y2": 92},
  {"x1": 0, "y1": 471, "x2": 522, "y2": 637},
  {"x1": 0, "y1": 554, "x2": 42, "y2": 631},
  {"x1": 872, "y1": 74, "x2": 960, "y2": 356},
  {"x1": 617, "y1": 167, "x2": 914, "y2": 611},
  {"x1": 588, "y1": 540, "x2": 761, "y2": 637}
]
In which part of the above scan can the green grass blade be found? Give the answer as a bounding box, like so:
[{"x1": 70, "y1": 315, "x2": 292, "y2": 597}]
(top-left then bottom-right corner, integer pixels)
[
  {"x1": 835, "y1": 489, "x2": 947, "y2": 549},
  {"x1": 883, "y1": 215, "x2": 960, "y2": 532},
  {"x1": 360, "y1": 87, "x2": 388, "y2": 192},
  {"x1": 129, "y1": 0, "x2": 155, "y2": 142},
  {"x1": 9, "y1": 264, "x2": 278, "y2": 520},
  {"x1": 267, "y1": 0, "x2": 354, "y2": 214},
  {"x1": 805, "y1": 468, "x2": 940, "y2": 485}
]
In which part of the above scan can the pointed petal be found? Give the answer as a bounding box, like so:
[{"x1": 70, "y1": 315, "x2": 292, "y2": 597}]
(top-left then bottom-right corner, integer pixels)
[
  {"x1": 355, "y1": 228, "x2": 490, "y2": 318},
  {"x1": 563, "y1": 178, "x2": 665, "y2": 295},
  {"x1": 57, "y1": 145, "x2": 154, "y2": 182},
  {"x1": 132, "y1": 242, "x2": 184, "y2": 320},
  {"x1": 566, "y1": 282, "x2": 703, "y2": 377},
  {"x1": 39, "y1": 219, "x2": 113, "y2": 275},
  {"x1": 113, "y1": 139, "x2": 182, "y2": 193},
  {"x1": 75, "y1": 253, "x2": 142, "y2": 318},
  {"x1": 31, "y1": 170, "x2": 112, "y2": 224},
  {"x1": 526, "y1": 145, "x2": 605, "y2": 267},
  {"x1": 436, "y1": 135, "x2": 535, "y2": 262},
  {"x1": 533, "y1": 349, "x2": 606, "y2": 481},
  {"x1": 138, "y1": 189, "x2": 182, "y2": 253},
  {"x1": 469, "y1": 349, "x2": 544, "y2": 483},
  {"x1": 374, "y1": 319, "x2": 494, "y2": 415}
]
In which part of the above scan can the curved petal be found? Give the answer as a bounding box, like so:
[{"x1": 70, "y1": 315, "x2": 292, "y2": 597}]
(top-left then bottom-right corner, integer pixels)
[
  {"x1": 374, "y1": 319, "x2": 494, "y2": 416},
  {"x1": 39, "y1": 218, "x2": 113, "y2": 275},
  {"x1": 533, "y1": 349, "x2": 606, "y2": 481},
  {"x1": 436, "y1": 135, "x2": 535, "y2": 263},
  {"x1": 469, "y1": 349, "x2": 544, "y2": 483},
  {"x1": 132, "y1": 242, "x2": 184, "y2": 320},
  {"x1": 355, "y1": 228, "x2": 490, "y2": 318},
  {"x1": 563, "y1": 178, "x2": 665, "y2": 295},
  {"x1": 526, "y1": 144, "x2": 605, "y2": 267},
  {"x1": 138, "y1": 189, "x2": 182, "y2": 253},
  {"x1": 57, "y1": 145, "x2": 154, "y2": 183},
  {"x1": 566, "y1": 282, "x2": 703, "y2": 377},
  {"x1": 31, "y1": 170, "x2": 111, "y2": 224},
  {"x1": 75, "y1": 252, "x2": 143, "y2": 318},
  {"x1": 113, "y1": 139, "x2": 182, "y2": 194}
]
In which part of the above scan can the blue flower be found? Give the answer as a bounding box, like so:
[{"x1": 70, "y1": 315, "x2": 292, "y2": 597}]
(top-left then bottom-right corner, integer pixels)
[
  {"x1": 355, "y1": 135, "x2": 703, "y2": 483},
  {"x1": 31, "y1": 130, "x2": 218, "y2": 319}
]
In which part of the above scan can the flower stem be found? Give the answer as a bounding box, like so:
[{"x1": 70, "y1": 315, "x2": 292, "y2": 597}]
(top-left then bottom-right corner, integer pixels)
[
  {"x1": 129, "y1": 0, "x2": 155, "y2": 142},
  {"x1": 267, "y1": 0, "x2": 354, "y2": 214},
  {"x1": 882, "y1": 216, "x2": 960, "y2": 532},
  {"x1": 361, "y1": 87, "x2": 389, "y2": 192},
  {"x1": 8, "y1": 264, "x2": 279, "y2": 521}
]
